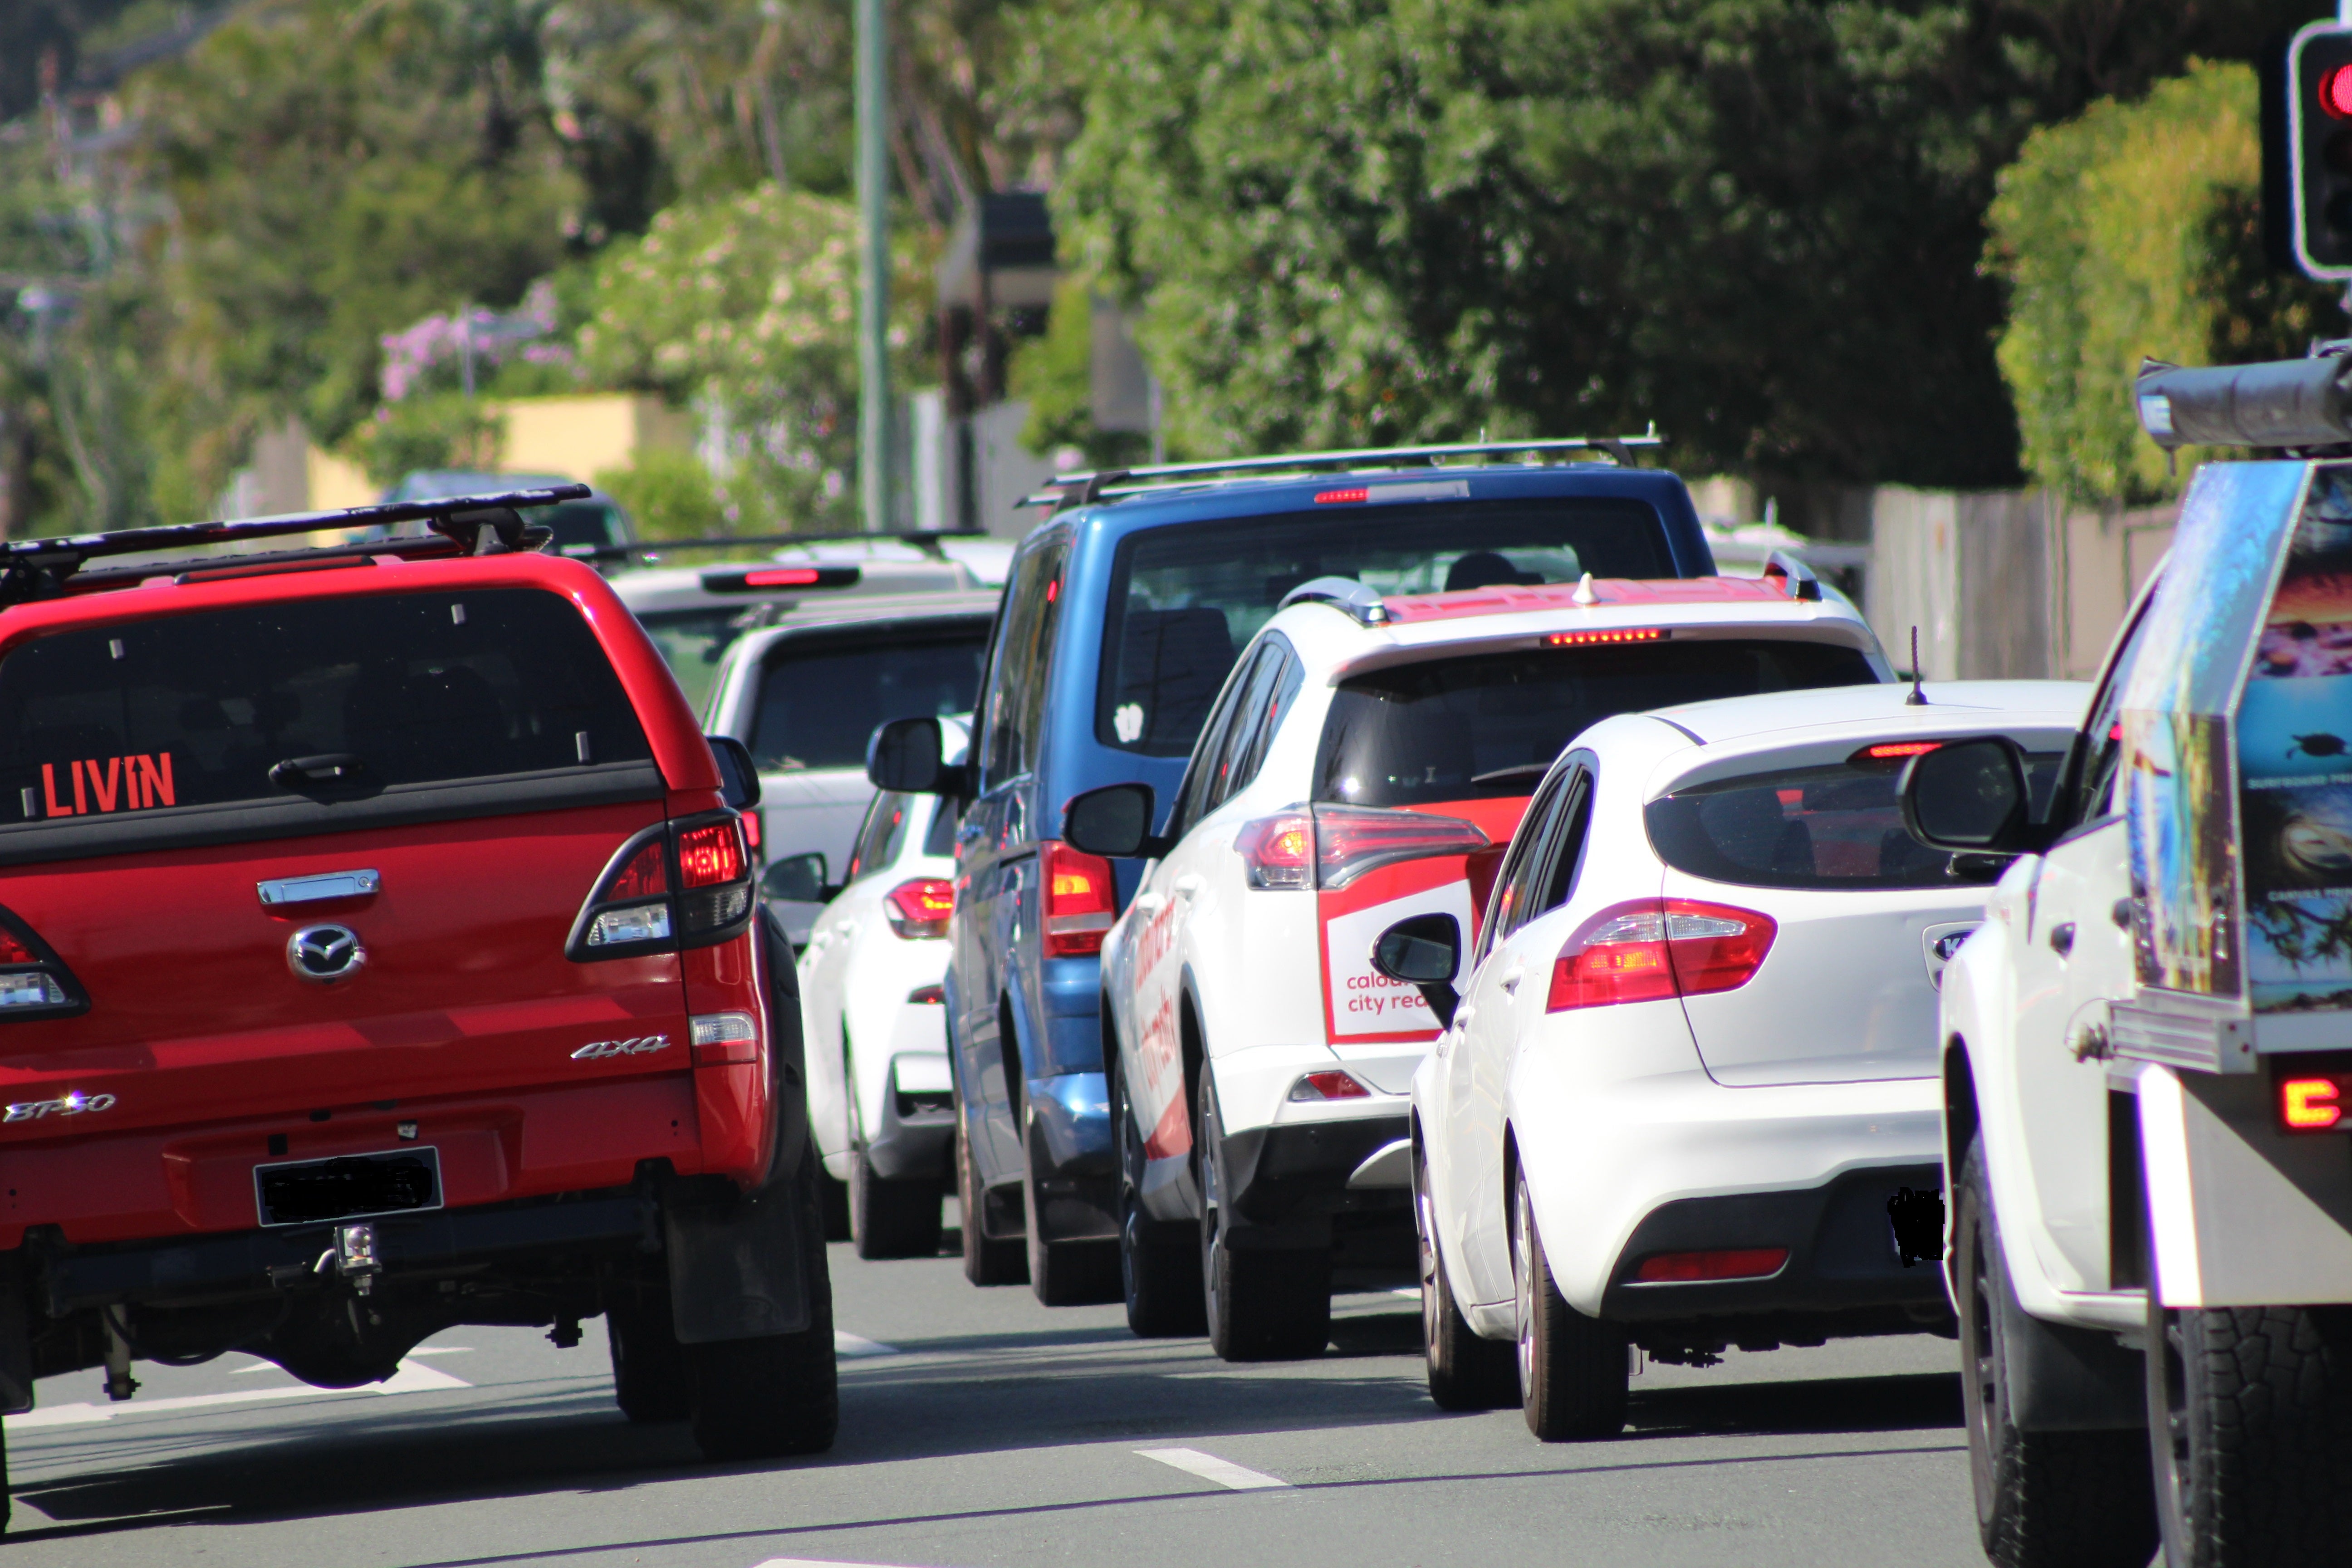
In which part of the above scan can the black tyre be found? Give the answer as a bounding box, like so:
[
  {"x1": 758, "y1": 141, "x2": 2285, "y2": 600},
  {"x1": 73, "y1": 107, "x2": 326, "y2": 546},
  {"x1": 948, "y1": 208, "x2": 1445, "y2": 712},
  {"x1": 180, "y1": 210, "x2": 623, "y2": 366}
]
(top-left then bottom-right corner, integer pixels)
[
  {"x1": 1418, "y1": 1141, "x2": 1516, "y2": 1410},
  {"x1": 1024, "y1": 1116, "x2": 1120, "y2": 1306},
  {"x1": 2149, "y1": 1290, "x2": 2352, "y2": 1568},
  {"x1": 685, "y1": 1154, "x2": 840, "y2": 1462},
  {"x1": 956, "y1": 1117, "x2": 1027, "y2": 1286},
  {"x1": 1198, "y1": 1065, "x2": 1328, "y2": 1360},
  {"x1": 848, "y1": 1075, "x2": 943, "y2": 1262},
  {"x1": 1514, "y1": 1167, "x2": 1625, "y2": 1440},
  {"x1": 1952, "y1": 1139, "x2": 2153, "y2": 1567},
  {"x1": 607, "y1": 1284, "x2": 692, "y2": 1423},
  {"x1": 1116, "y1": 1067, "x2": 1204, "y2": 1337}
]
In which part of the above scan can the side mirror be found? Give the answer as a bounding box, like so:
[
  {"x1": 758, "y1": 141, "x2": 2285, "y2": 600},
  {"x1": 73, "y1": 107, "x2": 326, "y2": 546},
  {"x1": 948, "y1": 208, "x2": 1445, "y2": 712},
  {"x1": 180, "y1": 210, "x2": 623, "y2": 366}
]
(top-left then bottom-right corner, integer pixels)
[
  {"x1": 1370, "y1": 912, "x2": 1462, "y2": 1030},
  {"x1": 706, "y1": 734, "x2": 761, "y2": 810},
  {"x1": 1899, "y1": 737, "x2": 2042, "y2": 855},
  {"x1": 761, "y1": 851, "x2": 832, "y2": 905},
  {"x1": 1062, "y1": 783, "x2": 1171, "y2": 860},
  {"x1": 866, "y1": 716, "x2": 971, "y2": 796}
]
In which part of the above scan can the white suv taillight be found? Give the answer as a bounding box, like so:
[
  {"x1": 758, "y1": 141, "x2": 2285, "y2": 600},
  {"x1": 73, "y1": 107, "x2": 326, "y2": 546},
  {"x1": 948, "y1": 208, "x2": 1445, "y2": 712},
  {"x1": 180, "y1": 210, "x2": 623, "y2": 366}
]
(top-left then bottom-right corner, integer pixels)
[
  {"x1": 1236, "y1": 804, "x2": 1489, "y2": 892},
  {"x1": 1547, "y1": 898, "x2": 1775, "y2": 1012},
  {"x1": 570, "y1": 813, "x2": 756, "y2": 961}
]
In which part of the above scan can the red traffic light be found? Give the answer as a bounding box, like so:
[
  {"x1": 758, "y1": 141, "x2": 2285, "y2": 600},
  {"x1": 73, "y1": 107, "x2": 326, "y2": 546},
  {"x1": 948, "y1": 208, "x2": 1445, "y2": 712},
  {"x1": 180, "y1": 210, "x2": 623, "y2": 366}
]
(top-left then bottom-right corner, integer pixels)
[{"x1": 2322, "y1": 64, "x2": 2352, "y2": 119}]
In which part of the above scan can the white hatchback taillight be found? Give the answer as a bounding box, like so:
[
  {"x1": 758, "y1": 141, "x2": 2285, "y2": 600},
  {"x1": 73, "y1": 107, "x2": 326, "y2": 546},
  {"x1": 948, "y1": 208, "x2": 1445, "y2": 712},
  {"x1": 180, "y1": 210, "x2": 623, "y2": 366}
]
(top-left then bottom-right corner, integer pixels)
[
  {"x1": 1547, "y1": 898, "x2": 1775, "y2": 1012},
  {"x1": 884, "y1": 877, "x2": 954, "y2": 939}
]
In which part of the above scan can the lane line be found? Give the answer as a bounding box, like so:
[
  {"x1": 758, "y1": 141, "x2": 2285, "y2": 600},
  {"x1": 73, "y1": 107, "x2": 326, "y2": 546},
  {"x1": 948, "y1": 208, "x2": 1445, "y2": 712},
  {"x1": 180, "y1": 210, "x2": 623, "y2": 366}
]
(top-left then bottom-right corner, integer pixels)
[
  {"x1": 834, "y1": 1332, "x2": 900, "y2": 1357},
  {"x1": 1136, "y1": 1446, "x2": 1290, "y2": 1491},
  {"x1": 6, "y1": 1355, "x2": 471, "y2": 1430},
  {"x1": 750, "y1": 1560, "x2": 930, "y2": 1568}
]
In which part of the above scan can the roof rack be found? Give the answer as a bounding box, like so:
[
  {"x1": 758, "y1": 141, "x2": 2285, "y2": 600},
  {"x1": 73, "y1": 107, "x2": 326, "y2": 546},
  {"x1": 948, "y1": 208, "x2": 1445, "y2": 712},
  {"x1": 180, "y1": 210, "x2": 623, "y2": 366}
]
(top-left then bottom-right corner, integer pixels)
[
  {"x1": 0, "y1": 484, "x2": 589, "y2": 609},
  {"x1": 565, "y1": 527, "x2": 989, "y2": 566},
  {"x1": 1017, "y1": 428, "x2": 1663, "y2": 511},
  {"x1": 1277, "y1": 576, "x2": 1390, "y2": 627}
]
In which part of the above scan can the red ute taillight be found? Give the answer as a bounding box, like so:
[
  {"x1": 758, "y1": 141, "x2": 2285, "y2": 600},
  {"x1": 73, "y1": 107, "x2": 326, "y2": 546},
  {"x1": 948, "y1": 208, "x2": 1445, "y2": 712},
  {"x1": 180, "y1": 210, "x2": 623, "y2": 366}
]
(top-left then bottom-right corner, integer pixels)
[
  {"x1": 885, "y1": 877, "x2": 955, "y2": 939},
  {"x1": 1547, "y1": 898, "x2": 1776, "y2": 1012},
  {"x1": 1043, "y1": 842, "x2": 1116, "y2": 957},
  {"x1": 0, "y1": 911, "x2": 84, "y2": 1020},
  {"x1": 1237, "y1": 804, "x2": 1489, "y2": 892},
  {"x1": 572, "y1": 813, "x2": 756, "y2": 960}
]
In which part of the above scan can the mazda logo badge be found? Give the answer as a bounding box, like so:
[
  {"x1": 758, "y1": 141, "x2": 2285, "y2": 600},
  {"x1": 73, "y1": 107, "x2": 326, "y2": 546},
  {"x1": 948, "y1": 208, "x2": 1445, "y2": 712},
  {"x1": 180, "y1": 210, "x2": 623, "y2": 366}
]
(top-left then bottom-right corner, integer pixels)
[{"x1": 288, "y1": 923, "x2": 365, "y2": 983}]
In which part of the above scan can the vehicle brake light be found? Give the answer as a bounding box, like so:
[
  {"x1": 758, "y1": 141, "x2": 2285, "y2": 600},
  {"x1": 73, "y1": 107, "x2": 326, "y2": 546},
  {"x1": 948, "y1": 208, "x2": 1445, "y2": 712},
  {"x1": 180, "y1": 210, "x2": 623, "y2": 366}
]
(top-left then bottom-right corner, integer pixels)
[
  {"x1": 1546, "y1": 627, "x2": 1664, "y2": 647},
  {"x1": 690, "y1": 1010, "x2": 759, "y2": 1065},
  {"x1": 2324, "y1": 64, "x2": 2352, "y2": 119},
  {"x1": 908, "y1": 983, "x2": 946, "y2": 1005},
  {"x1": 885, "y1": 877, "x2": 955, "y2": 939},
  {"x1": 1548, "y1": 898, "x2": 1775, "y2": 1012},
  {"x1": 1289, "y1": 1070, "x2": 1370, "y2": 1101},
  {"x1": 1312, "y1": 804, "x2": 1490, "y2": 891},
  {"x1": 1236, "y1": 812, "x2": 1314, "y2": 889},
  {"x1": 741, "y1": 811, "x2": 760, "y2": 850},
  {"x1": 606, "y1": 841, "x2": 668, "y2": 900},
  {"x1": 1043, "y1": 842, "x2": 1117, "y2": 956},
  {"x1": 2282, "y1": 1076, "x2": 2346, "y2": 1131},
  {"x1": 678, "y1": 821, "x2": 745, "y2": 888},
  {"x1": 1633, "y1": 1247, "x2": 1788, "y2": 1283},
  {"x1": 1852, "y1": 740, "x2": 1940, "y2": 766},
  {"x1": 0, "y1": 932, "x2": 37, "y2": 966},
  {"x1": 1315, "y1": 487, "x2": 1370, "y2": 504},
  {"x1": 0, "y1": 911, "x2": 84, "y2": 1019}
]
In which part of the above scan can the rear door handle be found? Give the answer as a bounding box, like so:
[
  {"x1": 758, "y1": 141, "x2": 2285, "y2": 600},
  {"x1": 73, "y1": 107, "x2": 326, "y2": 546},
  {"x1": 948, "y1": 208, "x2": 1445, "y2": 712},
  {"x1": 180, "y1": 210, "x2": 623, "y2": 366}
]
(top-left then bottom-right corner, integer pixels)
[
  {"x1": 1499, "y1": 965, "x2": 1525, "y2": 995},
  {"x1": 1174, "y1": 875, "x2": 1204, "y2": 900},
  {"x1": 1131, "y1": 892, "x2": 1165, "y2": 914}
]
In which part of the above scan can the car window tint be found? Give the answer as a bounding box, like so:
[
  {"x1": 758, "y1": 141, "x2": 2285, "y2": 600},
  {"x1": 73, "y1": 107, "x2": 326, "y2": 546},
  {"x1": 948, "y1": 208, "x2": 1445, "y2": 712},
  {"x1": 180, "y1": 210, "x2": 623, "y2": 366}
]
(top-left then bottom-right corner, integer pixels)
[
  {"x1": 2073, "y1": 596, "x2": 2160, "y2": 824},
  {"x1": 1646, "y1": 748, "x2": 2071, "y2": 891},
  {"x1": 747, "y1": 632, "x2": 986, "y2": 774},
  {"x1": 1314, "y1": 640, "x2": 1877, "y2": 808},
  {"x1": 921, "y1": 796, "x2": 958, "y2": 858},
  {"x1": 980, "y1": 536, "x2": 1070, "y2": 788},
  {"x1": 1228, "y1": 640, "x2": 1302, "y2": 795},
  {"x1": 1535, "y1": 770, "x2": 1595, "y2": 915},
  {"x1": 1206, "y1": 644, "x2": 1289, "y2": 814},
  {"x1": 1483, "y1": 770, "x2": 1570, "y2": 959},
  {"x1": 1098, "y1": 499, "x2": 1681, "y2": 757},
  {"x1": 1171, "y1": 645, "x2": 1266, "y2": 839},
  {"x1": 0, "y1": 588, "x2": 650, "y2": 824},
  {"x1": 848, "y1": 791, "x2": 915, "y2": 882}
]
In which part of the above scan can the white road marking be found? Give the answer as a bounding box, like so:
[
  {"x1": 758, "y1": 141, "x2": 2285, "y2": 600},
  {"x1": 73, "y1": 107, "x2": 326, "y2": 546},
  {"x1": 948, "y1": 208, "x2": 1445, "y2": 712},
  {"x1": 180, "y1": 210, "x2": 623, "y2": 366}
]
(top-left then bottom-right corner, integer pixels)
[
  {"x1": 750, "y1": 1560, "x2": 930, "y2": 1568},
  {"x1": 834, "y1": 1332, "x2": 900, "y2": 1357},
  {"x1": 1390, "y1": 1287, "x2": 1421, "y2": 1298},
  {"x1": 1136, "y1": 1446, "x2": 1290, "y2": 1490},
  {"x1": 5, "y1": 1355, "x2": 470, "y2": 1430}
]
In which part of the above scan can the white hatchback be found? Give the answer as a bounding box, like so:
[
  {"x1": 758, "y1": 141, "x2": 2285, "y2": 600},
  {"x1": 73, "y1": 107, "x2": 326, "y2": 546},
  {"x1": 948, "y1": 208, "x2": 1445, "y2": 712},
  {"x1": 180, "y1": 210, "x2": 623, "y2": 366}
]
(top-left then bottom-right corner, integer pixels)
[
  {"x1": 1392, "y1": 680, "x2": 2087, "y2": 1437},
  {"x1": 798, "y1": 718, "x2": 970, "y2": 1259},
  {"x1": 1068, "y1": 565, "x2": 1896, "y2": 1360}
]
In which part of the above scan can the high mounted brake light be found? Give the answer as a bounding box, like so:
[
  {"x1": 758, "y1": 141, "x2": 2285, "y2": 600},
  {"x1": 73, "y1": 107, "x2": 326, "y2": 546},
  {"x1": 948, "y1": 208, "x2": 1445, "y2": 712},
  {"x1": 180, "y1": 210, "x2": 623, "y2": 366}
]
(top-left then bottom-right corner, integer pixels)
[
  {"x1": 569, "y1": 813, "x2": 755, "y2": 961},
  {"x1": 1853, "y1": 741, "x2": 1941, "y2": 764},
  {"x1": 1546, "y1": 627, "x2": 1665, "y2": 647},
  {"x1": 699, "y1": 565, "x2": 862, "y2": 593},
  {"x1": 0, "y1": 485, "x2": 588, "y2": 608}
]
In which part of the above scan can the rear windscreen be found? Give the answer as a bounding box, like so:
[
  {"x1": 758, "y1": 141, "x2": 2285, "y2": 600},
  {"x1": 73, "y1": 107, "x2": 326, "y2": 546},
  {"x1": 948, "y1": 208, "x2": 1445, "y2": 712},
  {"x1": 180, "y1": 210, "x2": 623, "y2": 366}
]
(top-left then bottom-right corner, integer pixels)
[
  {"x1": 1314, "y1": 641, "x2": 1877, "y2": 808},
  {"x1": 1101, "y1": 499, "x2": 1679, "y2": 756},
  {"x1": 1645, "y1": 748, "x2": 2068, "y2": 890},
  {"x1": 748, "y1": 632, "x2": 987, "y2": 772},
  {"x1": 0, "y1": 588, "x2": 650, "y2": 823}
]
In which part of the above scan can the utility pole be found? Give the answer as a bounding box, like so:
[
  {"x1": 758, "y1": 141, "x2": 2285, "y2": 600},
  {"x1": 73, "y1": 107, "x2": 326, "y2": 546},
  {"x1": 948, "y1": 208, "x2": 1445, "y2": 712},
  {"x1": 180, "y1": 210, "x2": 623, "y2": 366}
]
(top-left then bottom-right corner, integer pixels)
[{"x1": 855, "y1": 0, "x2": 890, "y2": 533}]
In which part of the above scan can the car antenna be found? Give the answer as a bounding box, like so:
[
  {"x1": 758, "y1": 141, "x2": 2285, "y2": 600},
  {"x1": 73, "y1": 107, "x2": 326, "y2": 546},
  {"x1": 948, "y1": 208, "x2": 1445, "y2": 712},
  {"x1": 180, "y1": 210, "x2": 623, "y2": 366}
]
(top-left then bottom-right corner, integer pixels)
[{"x1": 1906, "y1": 627, "x2": 1927, "y2": 706}]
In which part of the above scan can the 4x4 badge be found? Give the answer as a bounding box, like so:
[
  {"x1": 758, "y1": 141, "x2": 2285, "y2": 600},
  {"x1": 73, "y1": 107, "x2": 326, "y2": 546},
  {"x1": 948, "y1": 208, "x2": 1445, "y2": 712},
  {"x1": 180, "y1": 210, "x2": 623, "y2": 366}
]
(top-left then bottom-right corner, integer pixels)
[
  {"x1": 572, "y1": 1035, "x2": 670, "y2": 1061},
  {"x1": 287, "y1": 924, "x2": 365, "y2": 983}
]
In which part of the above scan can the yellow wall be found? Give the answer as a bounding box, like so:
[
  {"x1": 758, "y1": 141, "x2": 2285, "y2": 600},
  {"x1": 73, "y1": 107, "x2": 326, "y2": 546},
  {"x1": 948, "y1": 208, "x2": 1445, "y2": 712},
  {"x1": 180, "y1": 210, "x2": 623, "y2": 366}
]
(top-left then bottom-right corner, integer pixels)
[{"x1": 304, "y1": 393, "x2": 692, "y2": 506}]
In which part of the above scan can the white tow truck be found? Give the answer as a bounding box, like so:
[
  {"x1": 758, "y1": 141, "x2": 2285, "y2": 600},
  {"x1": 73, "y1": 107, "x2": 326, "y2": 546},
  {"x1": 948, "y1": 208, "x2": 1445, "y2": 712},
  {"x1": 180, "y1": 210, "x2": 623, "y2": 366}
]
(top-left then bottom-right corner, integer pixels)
[{"x1": 1902, "y1": 361, "x2": 2352, "y2": 1568}]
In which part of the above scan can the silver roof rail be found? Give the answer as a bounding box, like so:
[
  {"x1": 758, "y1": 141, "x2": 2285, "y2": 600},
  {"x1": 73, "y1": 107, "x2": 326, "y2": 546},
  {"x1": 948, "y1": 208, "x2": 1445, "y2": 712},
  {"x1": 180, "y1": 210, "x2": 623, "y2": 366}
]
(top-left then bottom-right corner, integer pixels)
[
  {"x1": 1759, "y1": 549, "x2": 1823, "y2": 602},
  {"x1": 1276, "y1": 575, "x2": 1390, "y2": 626},
  {"x1": 1017, "y1": 426, "x2": 1662, "y2": 511}
]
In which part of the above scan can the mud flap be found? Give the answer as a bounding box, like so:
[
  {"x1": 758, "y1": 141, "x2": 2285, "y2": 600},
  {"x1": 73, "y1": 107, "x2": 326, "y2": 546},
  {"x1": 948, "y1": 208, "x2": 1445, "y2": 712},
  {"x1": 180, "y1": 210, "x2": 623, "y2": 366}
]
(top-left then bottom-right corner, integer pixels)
[
  {"x1": 1999, "y1": 1285, "x2": 2144, "y2": 1431},
  {"x1": 0, "y1": 1252, "x2": 30, "y2": 1414},
  {"x1": 665, "y1": 1176, "x2": 813, "y2": 1344}
]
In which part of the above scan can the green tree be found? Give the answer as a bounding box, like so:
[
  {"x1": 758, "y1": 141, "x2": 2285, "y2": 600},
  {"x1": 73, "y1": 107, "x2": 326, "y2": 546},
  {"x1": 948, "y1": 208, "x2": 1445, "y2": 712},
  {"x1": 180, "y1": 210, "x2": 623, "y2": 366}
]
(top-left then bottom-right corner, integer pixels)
[
  {"x1": 1988, "y1": 60, "x2": 2339, "y2": 504},
  {"x1": 1043, "y1": 0, "x2": 2325, "y2": 489}
]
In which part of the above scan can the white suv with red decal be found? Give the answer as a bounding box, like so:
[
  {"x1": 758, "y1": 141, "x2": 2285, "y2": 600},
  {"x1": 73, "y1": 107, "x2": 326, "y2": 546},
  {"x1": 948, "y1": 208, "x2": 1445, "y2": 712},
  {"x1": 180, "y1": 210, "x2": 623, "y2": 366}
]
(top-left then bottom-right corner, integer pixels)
[{"x1": 1064, "y1": 565, "x2": 1893, "y2": 1359}]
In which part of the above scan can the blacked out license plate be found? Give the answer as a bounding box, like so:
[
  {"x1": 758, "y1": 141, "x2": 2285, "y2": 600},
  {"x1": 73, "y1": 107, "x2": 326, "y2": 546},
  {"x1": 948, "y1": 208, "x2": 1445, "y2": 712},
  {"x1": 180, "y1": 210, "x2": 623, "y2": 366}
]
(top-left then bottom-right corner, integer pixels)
[{"x1": 255, "y1": 1147, "x2": 442, "y2": 1228}]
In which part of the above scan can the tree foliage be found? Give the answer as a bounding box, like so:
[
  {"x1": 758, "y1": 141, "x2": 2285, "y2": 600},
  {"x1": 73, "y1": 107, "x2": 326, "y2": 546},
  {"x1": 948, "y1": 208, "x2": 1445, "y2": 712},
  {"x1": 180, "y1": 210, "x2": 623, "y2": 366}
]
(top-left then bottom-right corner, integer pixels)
[
  {"x1": 1989, "y1": 60, "x2": 2339, "y2": 504},
  {"x1": 1046, "y1": 0, "x2": 2325, "y2": 488}
]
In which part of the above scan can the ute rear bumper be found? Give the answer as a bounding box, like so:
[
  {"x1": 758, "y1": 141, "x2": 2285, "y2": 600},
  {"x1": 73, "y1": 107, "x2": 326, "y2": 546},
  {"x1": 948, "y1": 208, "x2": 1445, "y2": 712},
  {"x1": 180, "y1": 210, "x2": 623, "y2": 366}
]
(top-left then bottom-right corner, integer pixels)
[{"x1": 0, "y1": 1069, "x2": 764, "y2": 1250}]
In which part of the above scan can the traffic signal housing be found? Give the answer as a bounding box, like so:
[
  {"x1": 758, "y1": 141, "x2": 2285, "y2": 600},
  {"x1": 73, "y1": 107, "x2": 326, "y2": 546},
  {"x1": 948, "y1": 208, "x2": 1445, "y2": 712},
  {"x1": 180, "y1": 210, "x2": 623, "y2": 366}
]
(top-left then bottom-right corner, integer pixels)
[{"x1": 2286, "y1": 22, "x2": 2352, "y2": 279}]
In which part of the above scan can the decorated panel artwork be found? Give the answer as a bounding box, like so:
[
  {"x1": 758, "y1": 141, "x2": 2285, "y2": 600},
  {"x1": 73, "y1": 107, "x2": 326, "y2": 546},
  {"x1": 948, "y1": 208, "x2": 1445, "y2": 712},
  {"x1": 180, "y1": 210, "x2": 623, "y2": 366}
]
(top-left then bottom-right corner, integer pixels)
[{"x1": 2242, "y1": 466, "x2": 2352, "y2": 1014}]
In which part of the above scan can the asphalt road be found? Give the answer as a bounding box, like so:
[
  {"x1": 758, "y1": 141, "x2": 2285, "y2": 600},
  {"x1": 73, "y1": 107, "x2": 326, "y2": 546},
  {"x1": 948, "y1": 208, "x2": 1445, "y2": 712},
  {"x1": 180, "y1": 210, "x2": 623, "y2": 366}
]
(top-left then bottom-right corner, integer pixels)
[{"x1": 0, "y1": 1215, "x2": 2000, "y2": 1568}]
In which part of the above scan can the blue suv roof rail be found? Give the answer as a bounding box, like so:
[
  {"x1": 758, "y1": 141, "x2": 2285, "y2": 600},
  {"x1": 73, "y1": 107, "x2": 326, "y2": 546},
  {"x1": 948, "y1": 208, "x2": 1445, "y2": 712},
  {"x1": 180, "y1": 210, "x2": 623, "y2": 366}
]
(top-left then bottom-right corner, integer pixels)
[
  {"x1": 1019, "y1": 427, "x2": 1663, "y2": 512},
  {"x1": 1276, "y1": 576, "x2": 1391, "y2": 627}
]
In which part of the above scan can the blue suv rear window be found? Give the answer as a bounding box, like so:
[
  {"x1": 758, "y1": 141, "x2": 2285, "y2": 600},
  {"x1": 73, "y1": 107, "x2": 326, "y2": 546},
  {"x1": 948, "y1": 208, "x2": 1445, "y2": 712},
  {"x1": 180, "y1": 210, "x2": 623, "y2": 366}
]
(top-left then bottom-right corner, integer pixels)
[{"x1": 1099, "y1": 499, "x2": 1676, "y2": 755}]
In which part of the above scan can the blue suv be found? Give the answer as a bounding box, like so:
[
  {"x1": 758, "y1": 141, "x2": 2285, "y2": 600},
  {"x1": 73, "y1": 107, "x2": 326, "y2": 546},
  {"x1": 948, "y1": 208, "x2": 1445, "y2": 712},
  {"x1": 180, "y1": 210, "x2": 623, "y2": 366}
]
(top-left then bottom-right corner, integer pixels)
[{"x1": 868, "y1": 443, "x2": 1720, "y2": 1302}]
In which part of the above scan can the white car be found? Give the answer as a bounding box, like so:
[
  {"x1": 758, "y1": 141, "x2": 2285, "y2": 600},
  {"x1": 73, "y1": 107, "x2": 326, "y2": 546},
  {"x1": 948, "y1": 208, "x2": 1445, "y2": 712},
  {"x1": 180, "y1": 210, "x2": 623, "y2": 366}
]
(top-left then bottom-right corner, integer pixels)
[
  {"x1": 1387, "y1": 680, "x2": 2087, "y2": 1439},
  {"x1": 799, "y1": 720, "x2": 970, "y2": 1258},
  {"x1": 700, "y1": 592, "x2": 998, "y2": 940},
  {"x1": 1067, "y1": 564, "x2": 1896, "y2": 1360}
]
